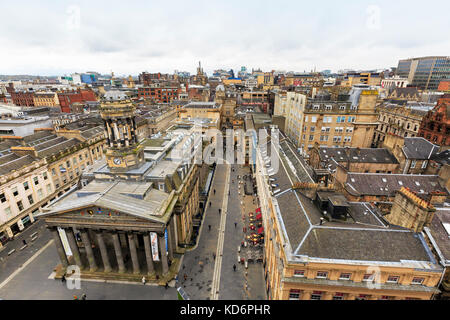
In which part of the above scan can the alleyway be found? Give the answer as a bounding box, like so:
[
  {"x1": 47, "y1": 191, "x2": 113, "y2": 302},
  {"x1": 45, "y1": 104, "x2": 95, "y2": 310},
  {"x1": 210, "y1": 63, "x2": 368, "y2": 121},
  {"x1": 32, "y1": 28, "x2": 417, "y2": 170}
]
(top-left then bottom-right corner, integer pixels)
[{"x1": 180, "y1": 162, "x2": 266, "y2": 300}]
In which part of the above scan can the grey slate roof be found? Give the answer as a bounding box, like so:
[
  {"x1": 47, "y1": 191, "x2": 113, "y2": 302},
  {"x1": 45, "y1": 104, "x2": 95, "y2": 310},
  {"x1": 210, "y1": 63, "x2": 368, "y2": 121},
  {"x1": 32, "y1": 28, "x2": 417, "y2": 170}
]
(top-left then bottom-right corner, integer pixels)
[
  {"x1": 430, "y1": 150, "x2": 450, "y2": 166},
  {"x1": 426, "y1": 207, "x2": 450, "y2": 265},
  {"x1": 403, "y1": 137, "x2": 439, "y2": 160},
  {"x1": 40, "y1": 180, "x2": 171, "y2": 223},
  {"x1": 345, "y1": 173, "x2": 447, "y2": 197},
  {"x1": 268, "y1": 138, "x2": 442, "y2": 266},
  {"x1": 319, "y1": 147, "x2": 398, "y2": 164}
]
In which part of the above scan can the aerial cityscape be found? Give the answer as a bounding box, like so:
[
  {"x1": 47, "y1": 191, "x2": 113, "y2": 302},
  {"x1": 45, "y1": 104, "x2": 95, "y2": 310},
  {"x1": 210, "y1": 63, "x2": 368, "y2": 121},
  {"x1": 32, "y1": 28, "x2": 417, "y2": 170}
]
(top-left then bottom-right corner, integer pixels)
[{"x1": 0, "y1": 1, "x2": 449, "y2": 311}]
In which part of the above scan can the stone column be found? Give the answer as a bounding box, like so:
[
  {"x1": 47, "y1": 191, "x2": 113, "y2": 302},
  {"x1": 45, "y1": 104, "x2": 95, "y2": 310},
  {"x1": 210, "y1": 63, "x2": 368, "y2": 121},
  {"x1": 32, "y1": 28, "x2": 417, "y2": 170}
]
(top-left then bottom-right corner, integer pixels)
[
  {"x1": 96, "y1": 231, "x2": 112, "y2": 272},
  {"x1": 51, "y1": 227, "x2": 68, "y2": 268},
  {"x1": 113, "y1": 122, "x2": 121, "y2": 148},
  {"x1": 127, "y1": 233, "x2": 140, "y2": 274},
  {"x1": 158, "y1": 234, "x2": 169, "y2": 275},
  {"x1": 143, "y1": 234, "x2": 155, "y2": 275},
  {"x1": 322, "y1": 292, "x2": 333, "y2": 300},
  {"x1": 80, "y1": 229, "x2": 97, "y2": 272},
  {"x1": 66, "y1": 228, "x2": 83, "y2": 268},
  {"x1": 302, "y1": 291, "x2": 311, "y2": 300},
  {"x1": 112, "y1": 232, "x2": 126, "y2": 273}
]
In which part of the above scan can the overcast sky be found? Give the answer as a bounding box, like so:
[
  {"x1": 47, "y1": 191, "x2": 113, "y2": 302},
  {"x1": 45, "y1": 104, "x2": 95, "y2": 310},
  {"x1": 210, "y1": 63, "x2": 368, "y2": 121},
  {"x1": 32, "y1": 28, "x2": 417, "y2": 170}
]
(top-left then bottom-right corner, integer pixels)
[{"x1": 1, "y1": 0, "x2": 449, "y2": 76}]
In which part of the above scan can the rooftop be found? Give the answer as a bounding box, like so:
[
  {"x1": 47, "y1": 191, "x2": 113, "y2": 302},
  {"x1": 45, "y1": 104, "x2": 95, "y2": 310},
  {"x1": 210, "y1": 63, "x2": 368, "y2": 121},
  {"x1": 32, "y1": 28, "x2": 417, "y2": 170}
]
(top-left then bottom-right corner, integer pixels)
[{"x1": 263, "y1": 135, "x2": 441, "y2": 267}]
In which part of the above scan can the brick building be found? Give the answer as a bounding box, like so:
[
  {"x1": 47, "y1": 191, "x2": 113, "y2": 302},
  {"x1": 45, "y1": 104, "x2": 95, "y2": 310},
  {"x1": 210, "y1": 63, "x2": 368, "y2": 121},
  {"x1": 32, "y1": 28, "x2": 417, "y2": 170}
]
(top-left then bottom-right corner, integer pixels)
[
  {"x1": 10, "y1": 90, "x2": 35, "y2": 107},
  {"x1": 418, "y1": 95, "x2": 450, "y2": 146},
  {"x1": 137, "y1": 86, "x2": 180, "y2": 103},
  {"x1": 57, "y1": 89, "x2": 97, "y2": 113}
]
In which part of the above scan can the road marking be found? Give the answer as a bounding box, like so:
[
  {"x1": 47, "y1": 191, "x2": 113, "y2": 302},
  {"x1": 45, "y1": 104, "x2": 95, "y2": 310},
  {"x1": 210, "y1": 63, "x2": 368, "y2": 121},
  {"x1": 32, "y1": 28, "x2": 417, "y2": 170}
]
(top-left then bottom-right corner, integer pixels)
[
  {"x1": 48, "y1": 271, "x2": 56, "y2": 279},
  {"x1": 0, "y1": 239, "x2": 54, "y2": 290},
  {"x1": 211, "y1": 164, "x2": 231, "y2": 300}
]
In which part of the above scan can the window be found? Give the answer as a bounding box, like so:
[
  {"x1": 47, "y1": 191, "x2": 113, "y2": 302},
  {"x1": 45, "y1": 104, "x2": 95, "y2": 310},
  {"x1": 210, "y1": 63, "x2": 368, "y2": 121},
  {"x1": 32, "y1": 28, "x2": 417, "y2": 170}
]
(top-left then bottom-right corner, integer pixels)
[
  {"x1": 304, "y1": 116, "x2": 308, "y2": 122},
  {"x1": 421, "y1": 161, "x2": 428, "y2": 169},
  {"x1": 410, "y1": 160, "x2": 416, "y2": 168},
  {"x1": 294, "y1": 270, "x2": 305, "y2": 277},
  {"x1": 387, "y1": 275, "x2": 399, "y2": 283},
  {"x1": 356, "y1": 294, "x2": 369, "y2": 300},
  {"x1": 333, "y1": 293, "x2": 344, "y2": 300},
  {"x1": 4, "y1": 206, "x2": 11, "y2": 215},
  {"x1": 0, "y1": 193, "x2": 6, "y2": 203},
  {"x1": 311, "y1": 116, "x2": 317, "y2": 123},
  {"x1": 380, "y1": 296, "x2": 394, "y2": 300},
  {"x1": 363, "y1": 274, "x2": 374, "y2": 282},
  {"x1": 52, "y1": 168, "x2": 56, "y2": 175},
  {"x1": 310, "y1": 291, "x2": 322, "y2": 300},
  {"x1": 37, "y1": 189, "x2": 44, "y2": 200},
  {"x1": 339, "y1": 273, "x2": 351, "y2": 280},
  {"x1": 320, "y1": 135, "x2": 329, "y2": 142},
  {"x1": 310, "y1": 126, "x2": 315, "y2": 132},
  {"x1": 289, "y1": 289, "x2": 301, "y2": 300},
  {"x1": 316, "y1": 271, "x2": 328, "y2": 279},
  {"x1": 17, "y1": 200, "x2": 24, "y2": 211},
  {"x1": 66, "y1": 160, "x2": 71, "y2": 168},
  {"x1": 73, "y1": 158, "x2": 77, "y2": 165},
  {"x1": 79, "y1": 155, "x2": 83, "y2": 161},
  {"x1": 28, "y1": 194, "x2": 34, "y2": 205},
  {"x1": 43, "y1": 172, "x2": 48, "y2": 180},
  {"x1": 411, "y1": 277, "x2": 424, "y2": 285},
  {"x1": 23, "y1": 182, "x2": 29, "y2": 191},
  {"x1": 33, "y1": 177, "x2": 39, "y2": 185},
  {"x1": 344, "y1": 136, "x2": 352, "y2": 142},
  {"x1": 46, "y1": 184, "x2": 52, "y2": 194},
  {"x1": 12, "y1": 187, "x2": 19, "y2": 197}
]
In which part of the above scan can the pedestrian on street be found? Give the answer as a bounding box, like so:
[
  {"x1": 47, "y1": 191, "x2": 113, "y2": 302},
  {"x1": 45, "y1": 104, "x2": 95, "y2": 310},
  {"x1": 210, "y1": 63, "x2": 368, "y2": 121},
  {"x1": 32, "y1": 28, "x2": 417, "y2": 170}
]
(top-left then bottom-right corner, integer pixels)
[
  {"x1": 213, "y1": 253, "x2": 216, "y2": 260},
  {"x1": 142, "y1": 276, "x2": 146, "y2": 285},
  {"x1": 22, "y1": 239, "x2": 27, "y2": 246},
  {"x1": 165, "y1": 282, "x2": 169, "y2": 290},
  {"x1": 218, "y1": 208, "x2": 221, "y2": 214},
  {"x1": 208, "y1": 225, "x2": 211, "y2": 231},
  {"x1": 184, "y1": 274, "x2": 187, "y2": 281},
  {"x1": 214, "y1": 189, "x2": 216, "y2": 195},
  {"x1": 81, "y1": 293, "x2": 87, "y2": 300},
  {"x1": 233, "y1": 264, "x2": 236, "y2": 272},
  {"x1": 234, "y1": 222, "x2": 237, "y2": 228},
  {"x1": 209, "y1": 201, "x2": 211, "y2": 207}
]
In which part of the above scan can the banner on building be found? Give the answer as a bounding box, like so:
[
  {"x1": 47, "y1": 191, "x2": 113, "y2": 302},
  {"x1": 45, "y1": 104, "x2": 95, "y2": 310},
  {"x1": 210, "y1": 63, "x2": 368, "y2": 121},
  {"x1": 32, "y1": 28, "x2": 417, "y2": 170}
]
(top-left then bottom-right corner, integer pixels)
[
  {"x1": 57, "y1": 227, "x2": 73, "y2": 257},
  {"x1": 165, "y1": 229, "x2": 168, "y2": 254},
  {"x1": 150, "y1": 232, "x2": 159, "y2": 261}
]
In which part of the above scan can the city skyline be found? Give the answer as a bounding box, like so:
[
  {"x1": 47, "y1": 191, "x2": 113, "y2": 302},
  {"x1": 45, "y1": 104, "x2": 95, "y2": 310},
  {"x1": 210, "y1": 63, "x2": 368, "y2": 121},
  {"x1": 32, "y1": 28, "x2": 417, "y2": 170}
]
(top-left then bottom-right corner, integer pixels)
[{"x1": 1, "y1": 0, "x2": 449, "y2": 76}]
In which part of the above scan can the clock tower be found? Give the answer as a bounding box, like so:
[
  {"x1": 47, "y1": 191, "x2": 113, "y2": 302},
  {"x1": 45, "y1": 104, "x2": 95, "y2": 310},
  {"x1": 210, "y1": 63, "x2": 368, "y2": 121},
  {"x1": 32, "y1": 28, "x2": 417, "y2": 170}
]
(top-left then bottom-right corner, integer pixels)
[{"x1": 100, "y1": 92, "x2": 145, "y2": 173}]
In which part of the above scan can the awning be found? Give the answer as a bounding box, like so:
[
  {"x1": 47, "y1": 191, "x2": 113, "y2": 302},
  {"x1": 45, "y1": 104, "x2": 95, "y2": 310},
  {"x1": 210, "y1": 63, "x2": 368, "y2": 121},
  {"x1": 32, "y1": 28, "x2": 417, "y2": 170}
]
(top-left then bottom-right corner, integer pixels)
[
  {"x1": 256, "y1": 213, "x2": 262, "y2": 220},
  {"x1": 255, "y1": 207, "x2": 261, "y2": 213},
  {"x1": 258, "y1": 227, "x2": 264, "y2": 234}
]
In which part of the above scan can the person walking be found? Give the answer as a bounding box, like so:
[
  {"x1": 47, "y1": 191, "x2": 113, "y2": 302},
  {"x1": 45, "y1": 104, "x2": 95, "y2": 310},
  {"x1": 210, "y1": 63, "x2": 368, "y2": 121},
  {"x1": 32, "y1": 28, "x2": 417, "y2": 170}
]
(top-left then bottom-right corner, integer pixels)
[
  {"x1": 218, "y1": 208, "x2": 221, "y2": 214},
  {"x1": 233, "y1": 264, "x2": 236, "y2": 272},
  {"x1": 81, "y1": 293, "x2": 87, "y2": 300},
  {"x1": 213, "y1": 189, "x2": 216, "y2": 195},
  {"x1": 234, "y1": 222, "x2": 237, "y2": 228},
  {"x1": 209, "y1": 201, "x2": 211, "y2": 207},
  {"x1": 213, "y1": 253, "x2": 216, "y2": 260},
  {"x1": 184, "y1": 274, "x2": 187, "y2": 281},
  {"x1": 142, "y1": 276, "x2": 146, "y2": 285},
  {"x1": 208, "y1": 225, "x2": 211, "y2": 231},
  {"x1": 22, "y1": 239, "x2": 27, "y2": 246}
]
